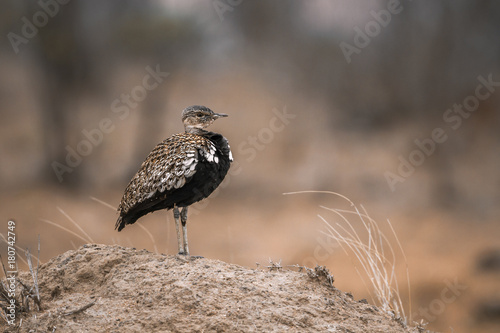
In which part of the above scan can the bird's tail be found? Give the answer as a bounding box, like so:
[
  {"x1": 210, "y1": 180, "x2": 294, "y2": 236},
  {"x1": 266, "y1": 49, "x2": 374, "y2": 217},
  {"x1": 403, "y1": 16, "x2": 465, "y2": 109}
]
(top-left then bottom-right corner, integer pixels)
[
  {"x1": 116, "y1": 213, "x2": 140, "y2": 231},
  {"x1": 115, "y1": 215, "x2": 125, "y2": 231}
]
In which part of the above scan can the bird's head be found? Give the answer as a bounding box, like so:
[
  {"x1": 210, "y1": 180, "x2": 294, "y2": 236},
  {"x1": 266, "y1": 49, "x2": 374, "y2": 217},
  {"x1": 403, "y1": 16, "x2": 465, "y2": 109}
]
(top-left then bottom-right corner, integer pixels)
[{"x1": 182, "y1": 105, "x2": 228, "y2": 133}]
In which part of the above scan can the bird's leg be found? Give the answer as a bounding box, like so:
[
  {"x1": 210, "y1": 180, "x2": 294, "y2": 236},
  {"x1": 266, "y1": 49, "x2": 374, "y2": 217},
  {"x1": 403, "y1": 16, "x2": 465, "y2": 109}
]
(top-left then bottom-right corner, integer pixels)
[
  {"x1": 173, "y1": 206, "x2": 184, "y2": 255},
  {"x1": 180, "y1": 206, "x2": 189, "y2": 256}
]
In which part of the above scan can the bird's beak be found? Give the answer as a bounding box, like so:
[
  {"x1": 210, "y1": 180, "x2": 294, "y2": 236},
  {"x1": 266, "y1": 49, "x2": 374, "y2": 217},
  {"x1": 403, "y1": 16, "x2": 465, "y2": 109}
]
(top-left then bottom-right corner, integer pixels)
[{"x1": 213, "y1": 112, "x2": 228, "y2": 118}]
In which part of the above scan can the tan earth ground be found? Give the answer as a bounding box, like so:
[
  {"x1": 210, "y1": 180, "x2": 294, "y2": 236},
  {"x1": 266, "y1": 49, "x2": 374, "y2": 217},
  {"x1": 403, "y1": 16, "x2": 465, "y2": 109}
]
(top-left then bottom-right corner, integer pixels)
[
  {"x1": 3, "y1": 244, "x2": 427, "y2": 332},
  {"x1": 1, "y1": 189, "x2": 500, "y2": 332}
]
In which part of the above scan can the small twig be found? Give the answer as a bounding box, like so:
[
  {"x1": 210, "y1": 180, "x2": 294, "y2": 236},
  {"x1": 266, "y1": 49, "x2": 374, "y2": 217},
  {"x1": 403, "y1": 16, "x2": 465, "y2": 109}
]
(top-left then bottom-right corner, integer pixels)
[
  {"x1": 0, "y1": 254, "x2": 10, "y2": 283},
  {"x1": 286, "y1": 264, "x2": 304, "y2": 272},
  {"x1": 62, "y1": 300, "x2": 96, "y2": 316},
  {"x1": 266, "y1": 258, "x2": 282, "y2": 271},
  {"x1": 0, "y1": 305, "x2": 8, "y2": 323},
  {"x1": 25, "y1": 248, "x2": 42, "y2": 310},
  {"x1": 37, "y1": 235, "x2": 41, "y2": 276}
]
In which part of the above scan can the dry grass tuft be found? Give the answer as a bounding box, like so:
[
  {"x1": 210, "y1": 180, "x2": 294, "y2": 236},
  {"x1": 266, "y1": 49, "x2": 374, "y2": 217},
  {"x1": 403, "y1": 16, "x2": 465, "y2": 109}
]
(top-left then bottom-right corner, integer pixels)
[
  {"x1": 0, "y1": 239, "x2": 42, "y2": 329},
  {"x1": 284, "y1": 190, "x2": 412, "y2": 325}
]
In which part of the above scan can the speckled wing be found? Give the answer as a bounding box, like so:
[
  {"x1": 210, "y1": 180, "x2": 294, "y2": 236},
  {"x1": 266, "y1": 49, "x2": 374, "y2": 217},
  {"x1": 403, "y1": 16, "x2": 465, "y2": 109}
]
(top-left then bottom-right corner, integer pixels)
[{"x1": 117, "y1": 133, "x2": 216, "y2": 218}]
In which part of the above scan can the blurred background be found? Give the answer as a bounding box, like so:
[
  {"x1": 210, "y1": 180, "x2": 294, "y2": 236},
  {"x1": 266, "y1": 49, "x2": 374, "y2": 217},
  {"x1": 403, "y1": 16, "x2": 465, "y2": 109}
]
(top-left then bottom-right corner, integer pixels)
[{"x1": 1, "y1": 1, "x2": 499, "y2": 331}]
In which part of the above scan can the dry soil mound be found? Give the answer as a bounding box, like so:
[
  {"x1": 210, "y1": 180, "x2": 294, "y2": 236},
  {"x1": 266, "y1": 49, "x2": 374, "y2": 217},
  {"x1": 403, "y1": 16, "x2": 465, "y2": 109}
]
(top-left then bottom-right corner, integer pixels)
[{"x1": 9, "y1": 244, "x2": 422, "y2": 332}]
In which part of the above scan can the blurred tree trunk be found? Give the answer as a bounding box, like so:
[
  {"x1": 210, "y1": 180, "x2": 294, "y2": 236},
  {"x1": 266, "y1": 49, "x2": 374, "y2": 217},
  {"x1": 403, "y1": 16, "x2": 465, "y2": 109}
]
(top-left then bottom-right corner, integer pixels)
[{"x1": 34, "y1": 0, "x2": 91, "y2": 187}]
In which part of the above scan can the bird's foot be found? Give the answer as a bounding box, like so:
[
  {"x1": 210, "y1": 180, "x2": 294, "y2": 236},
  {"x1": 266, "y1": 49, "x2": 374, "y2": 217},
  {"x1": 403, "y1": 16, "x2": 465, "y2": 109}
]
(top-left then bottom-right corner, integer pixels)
[
  {"x1": 176, "y1": 252, "x2": 204, "y2": 260},
  {"x1": 190, "y1": 255, "x2": 204, "y2": 259}
]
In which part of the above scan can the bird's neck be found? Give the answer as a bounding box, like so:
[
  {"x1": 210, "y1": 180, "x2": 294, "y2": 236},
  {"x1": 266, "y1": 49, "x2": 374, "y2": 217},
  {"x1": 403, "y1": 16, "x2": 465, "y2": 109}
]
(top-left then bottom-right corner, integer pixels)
[{"x1": 185, "y1": 126, "x2": 209, "y2": 136}]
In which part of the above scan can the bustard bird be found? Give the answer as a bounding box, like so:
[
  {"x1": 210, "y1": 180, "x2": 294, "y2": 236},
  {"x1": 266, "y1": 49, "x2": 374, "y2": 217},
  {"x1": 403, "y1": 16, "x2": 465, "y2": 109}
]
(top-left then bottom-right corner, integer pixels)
[{"x1": 116, "y1": 105, "x2": 232, "y2": 256}]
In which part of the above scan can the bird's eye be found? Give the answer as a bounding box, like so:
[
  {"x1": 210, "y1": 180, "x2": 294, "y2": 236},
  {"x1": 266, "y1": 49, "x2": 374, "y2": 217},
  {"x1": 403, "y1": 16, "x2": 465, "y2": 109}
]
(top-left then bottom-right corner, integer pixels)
[{"x1": 196, "y1": 113, "x2": 204, "y2": 118}]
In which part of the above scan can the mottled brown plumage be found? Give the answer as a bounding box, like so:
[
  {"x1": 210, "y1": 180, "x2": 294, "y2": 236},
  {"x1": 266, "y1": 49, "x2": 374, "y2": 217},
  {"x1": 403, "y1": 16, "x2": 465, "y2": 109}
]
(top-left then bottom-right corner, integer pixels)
[
  {"x1": 116, "y1": 105, "x2": 232, "y2": 255},
  {"x1": 117, "y1": 133, "x2": 216, "y2": 214}
]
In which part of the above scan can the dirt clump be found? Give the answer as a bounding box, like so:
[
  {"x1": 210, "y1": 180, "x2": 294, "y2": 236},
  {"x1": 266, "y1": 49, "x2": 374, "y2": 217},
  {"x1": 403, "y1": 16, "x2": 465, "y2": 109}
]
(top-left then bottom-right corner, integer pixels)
[{"x1": 6, "y1": 244, "x2": 425, "y2": 332}]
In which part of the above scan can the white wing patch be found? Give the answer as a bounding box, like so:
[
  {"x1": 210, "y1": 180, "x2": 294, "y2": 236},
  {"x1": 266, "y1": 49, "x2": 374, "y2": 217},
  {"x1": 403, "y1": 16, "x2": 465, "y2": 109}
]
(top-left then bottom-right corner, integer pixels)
[
  {"x1": 228, "y1": 143, "x2": 233, "y2": 162},
  {"x1": 200, "y1": 141, "x2": 218, "y2": 163}
]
